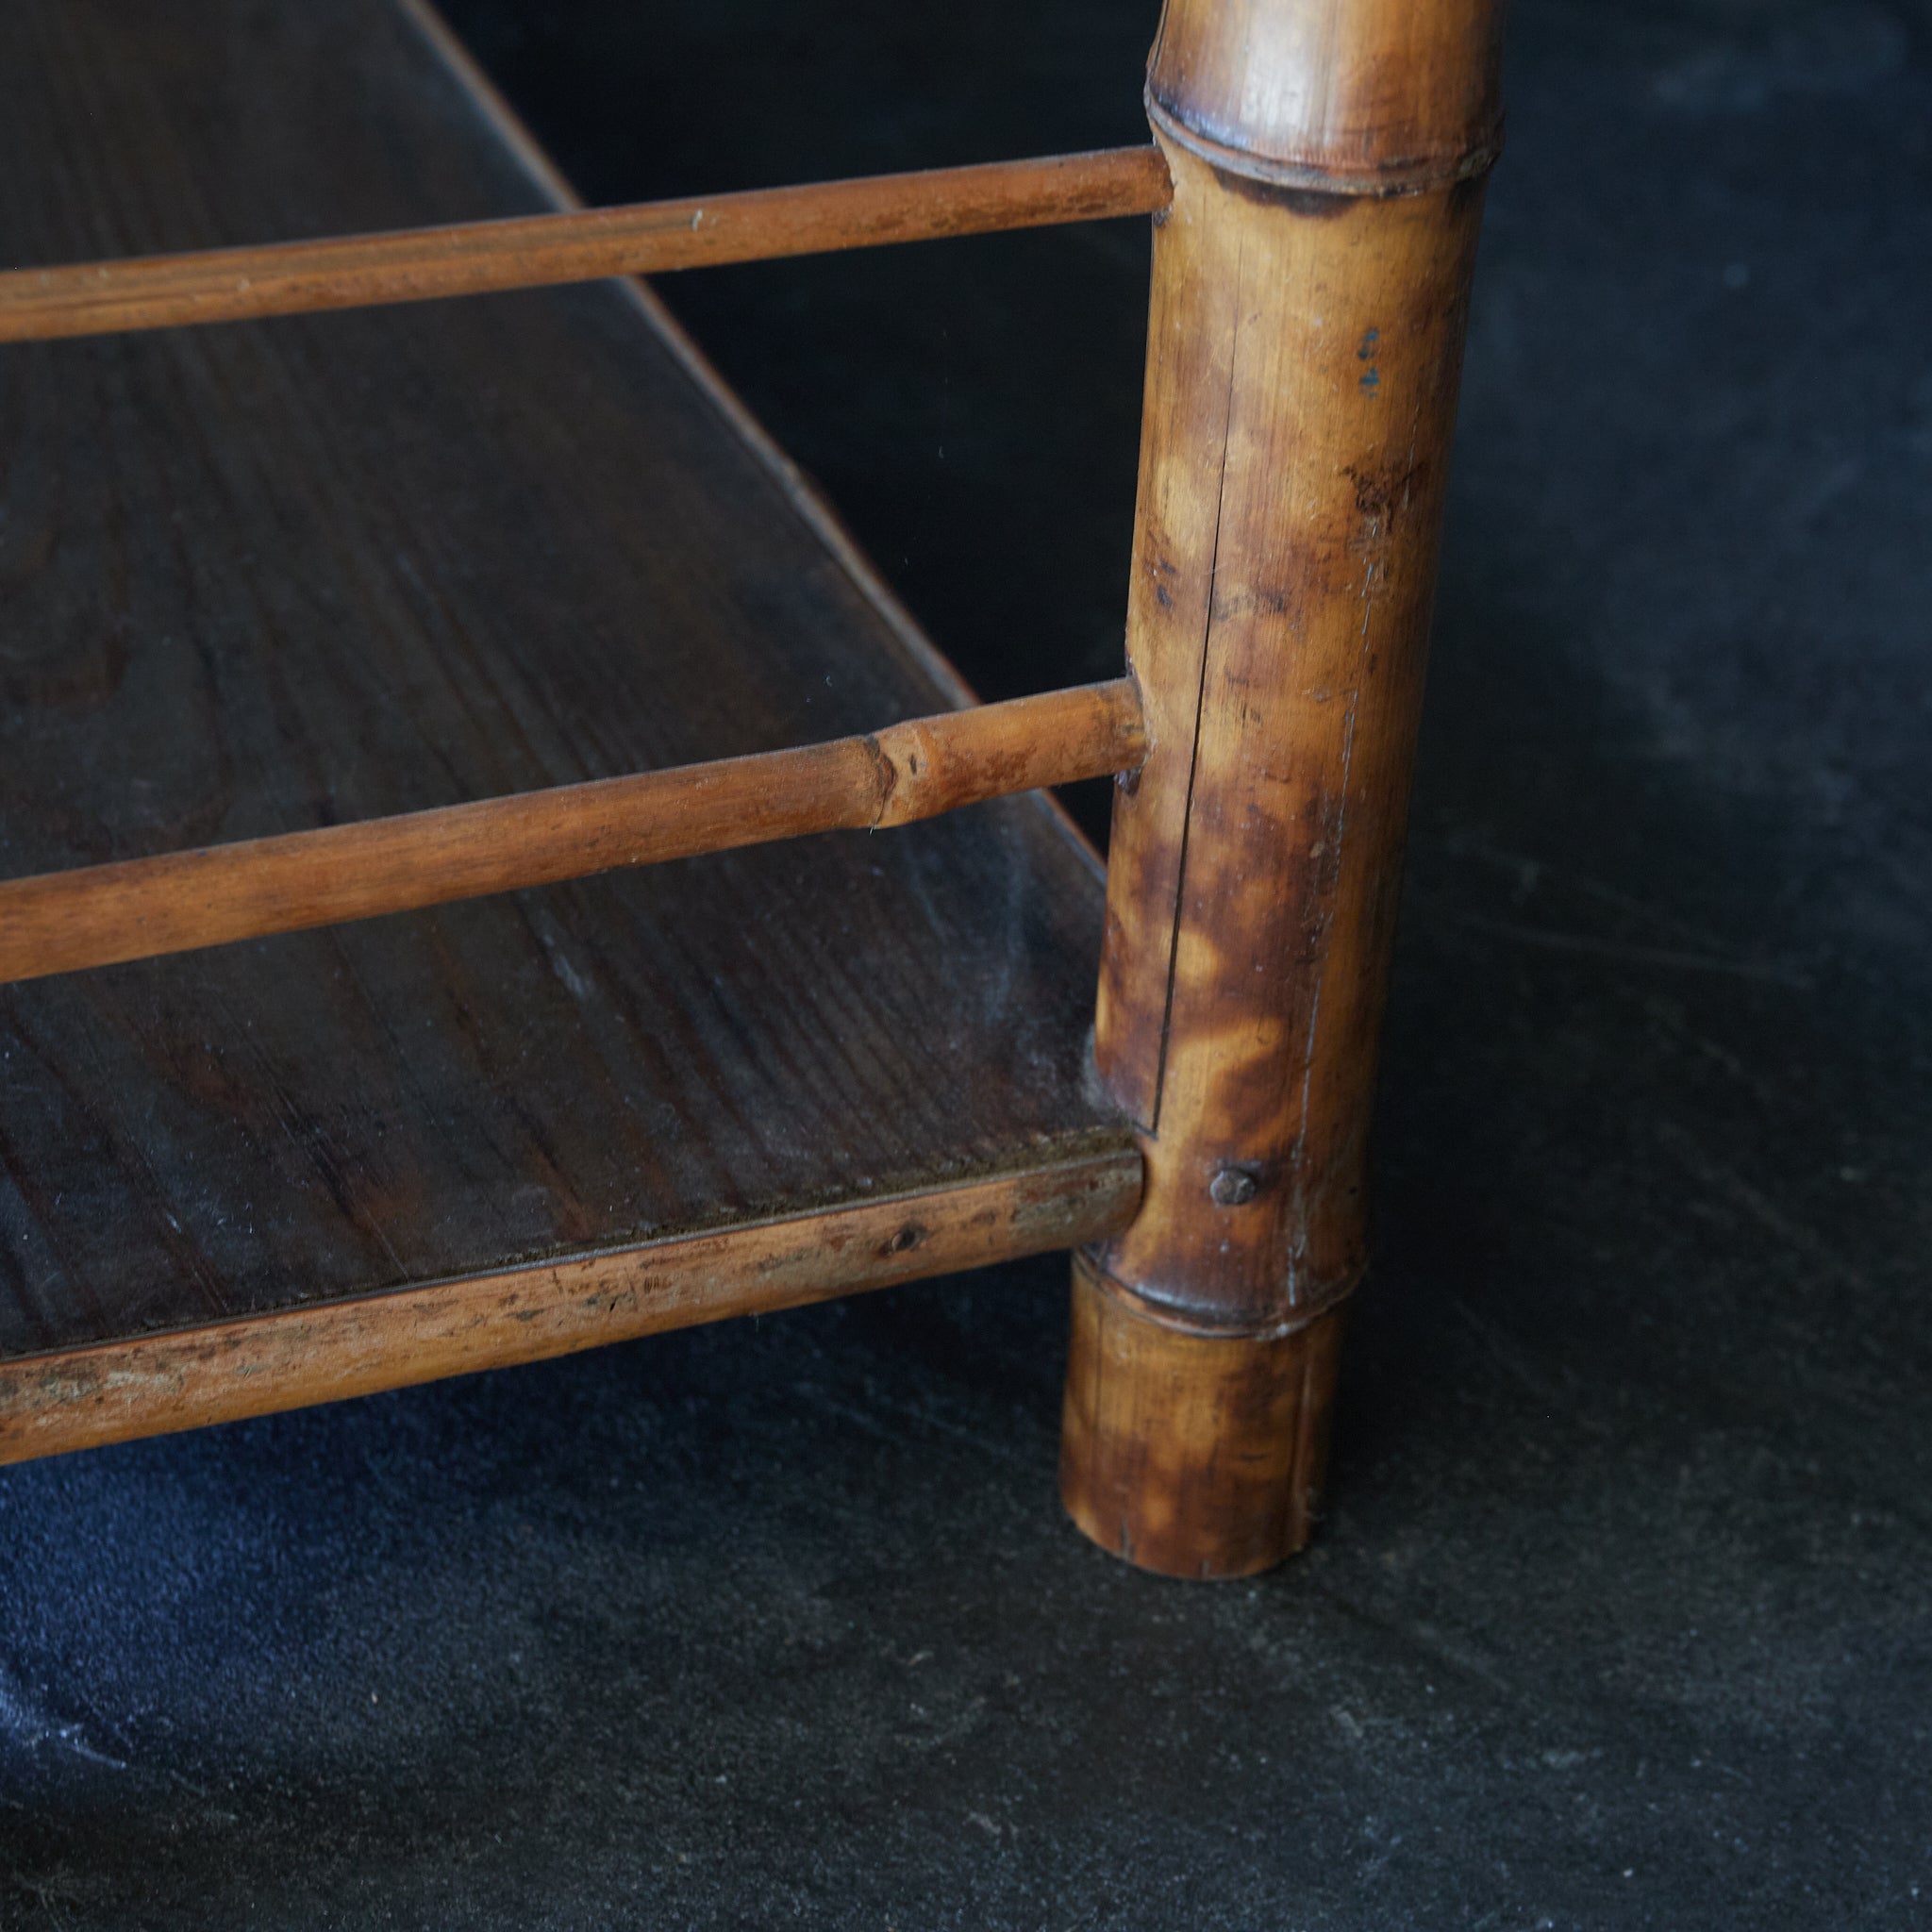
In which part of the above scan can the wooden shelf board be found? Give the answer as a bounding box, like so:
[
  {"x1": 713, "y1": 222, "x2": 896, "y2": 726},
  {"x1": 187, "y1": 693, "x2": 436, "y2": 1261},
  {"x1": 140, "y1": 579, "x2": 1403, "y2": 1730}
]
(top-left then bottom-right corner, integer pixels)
[{"x1": 0, "y1": 0, "x2": 1127, "y2": 1450}]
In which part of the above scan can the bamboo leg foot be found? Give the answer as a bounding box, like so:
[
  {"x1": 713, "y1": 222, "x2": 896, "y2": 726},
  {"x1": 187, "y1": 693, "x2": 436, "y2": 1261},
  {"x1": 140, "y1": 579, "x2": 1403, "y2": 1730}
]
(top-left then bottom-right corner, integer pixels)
[{"x1": 1058, "y1": 1252, "x2": 1348, "y2": 1580}]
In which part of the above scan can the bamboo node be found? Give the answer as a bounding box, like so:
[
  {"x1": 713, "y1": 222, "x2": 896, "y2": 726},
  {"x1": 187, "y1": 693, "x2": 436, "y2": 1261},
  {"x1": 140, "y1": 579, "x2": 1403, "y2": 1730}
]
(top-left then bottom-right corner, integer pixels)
[{"x1": 1143, "y1": 89, "x2": 1503, "y2": 200}]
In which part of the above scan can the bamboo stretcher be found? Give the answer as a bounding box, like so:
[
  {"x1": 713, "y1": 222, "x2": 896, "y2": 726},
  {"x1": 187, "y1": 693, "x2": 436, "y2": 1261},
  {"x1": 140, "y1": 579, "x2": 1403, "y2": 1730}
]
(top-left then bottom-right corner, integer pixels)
[{"x1": 0, "y1": 148, "x2": 1171, "y2": 341}]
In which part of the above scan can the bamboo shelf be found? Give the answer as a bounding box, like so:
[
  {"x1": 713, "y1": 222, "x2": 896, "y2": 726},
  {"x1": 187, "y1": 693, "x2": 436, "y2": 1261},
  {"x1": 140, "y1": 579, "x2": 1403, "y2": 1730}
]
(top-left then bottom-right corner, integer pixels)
[
  {"x1": 0, "y1": 0, "x2": 1141, "y2": 1460},
  {"x1": 0, "y1": 0, "x2": 1504, "y2": 1575}
]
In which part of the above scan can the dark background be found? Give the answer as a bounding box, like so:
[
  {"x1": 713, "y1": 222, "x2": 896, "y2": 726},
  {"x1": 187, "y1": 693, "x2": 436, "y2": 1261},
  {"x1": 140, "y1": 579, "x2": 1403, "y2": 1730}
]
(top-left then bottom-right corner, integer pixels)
[{"x1": 5, "y1": 0, "x2": 1931, "y2": 1924}]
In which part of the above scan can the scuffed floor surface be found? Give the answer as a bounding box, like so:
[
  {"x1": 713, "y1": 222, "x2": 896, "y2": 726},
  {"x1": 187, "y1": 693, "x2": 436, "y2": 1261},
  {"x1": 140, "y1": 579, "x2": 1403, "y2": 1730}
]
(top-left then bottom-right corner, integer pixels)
[{"x1": 4, "y1": 0, "x2": 1930, "y2": 1923}]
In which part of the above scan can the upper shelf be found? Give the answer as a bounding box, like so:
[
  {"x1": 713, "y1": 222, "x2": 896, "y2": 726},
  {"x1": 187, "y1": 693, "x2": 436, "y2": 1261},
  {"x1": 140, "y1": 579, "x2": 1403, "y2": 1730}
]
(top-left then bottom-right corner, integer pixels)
[{"x1": 0, "y1": 0, "x2": 1128, "y2": 1412}]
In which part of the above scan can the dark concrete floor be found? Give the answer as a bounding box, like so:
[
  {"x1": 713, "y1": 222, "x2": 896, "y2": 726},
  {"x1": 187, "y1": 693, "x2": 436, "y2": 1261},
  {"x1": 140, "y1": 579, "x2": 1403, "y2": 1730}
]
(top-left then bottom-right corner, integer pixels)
[{"x1": 6, "y1": 0, "x2": 1932, "y2": 1924}]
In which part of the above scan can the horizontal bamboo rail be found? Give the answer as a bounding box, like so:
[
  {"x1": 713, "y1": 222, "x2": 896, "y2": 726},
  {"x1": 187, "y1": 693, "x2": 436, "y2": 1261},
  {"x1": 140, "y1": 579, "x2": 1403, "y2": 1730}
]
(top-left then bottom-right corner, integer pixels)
[
  {"x1": 0, "y1": 1152, "x2": 1144, "y2": 1465},
  {"x1": 0, "y1": 147, "x2": 1172, "y2": 344},
  {"x1": 0, "y1": 677, "x2": 1145, "y2": 985}
]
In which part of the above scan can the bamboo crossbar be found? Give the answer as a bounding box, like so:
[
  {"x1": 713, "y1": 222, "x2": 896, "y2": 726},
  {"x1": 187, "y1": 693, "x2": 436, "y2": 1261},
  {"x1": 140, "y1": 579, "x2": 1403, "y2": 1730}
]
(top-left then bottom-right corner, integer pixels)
[
  {"x1": 0, "y1": 147, "x2": 1172, "y2": 344},
  {"x1": 0, "y1": 678, "x2": 1145, "y2": 985}
]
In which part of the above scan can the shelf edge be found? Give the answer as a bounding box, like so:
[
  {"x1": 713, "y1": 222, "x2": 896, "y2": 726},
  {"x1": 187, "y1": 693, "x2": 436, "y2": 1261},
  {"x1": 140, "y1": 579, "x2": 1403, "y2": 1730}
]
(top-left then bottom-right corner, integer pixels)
[{"x1": 0, "y1": 1145, "x2": 1141, "y2": 1466}]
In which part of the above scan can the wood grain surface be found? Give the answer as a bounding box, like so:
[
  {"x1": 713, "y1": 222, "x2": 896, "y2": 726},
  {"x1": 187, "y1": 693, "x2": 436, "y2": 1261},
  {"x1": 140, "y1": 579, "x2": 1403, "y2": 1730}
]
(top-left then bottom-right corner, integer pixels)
[
  {"x1": 0, "y1": 0, "x2": 1131, "y2": 1388},
  {"x1": 0, "y1": 677, "x2": 1145, "y2": 984},
  {"x1": 0, "y1": 146, "x2": 1172, "y2": 344}
]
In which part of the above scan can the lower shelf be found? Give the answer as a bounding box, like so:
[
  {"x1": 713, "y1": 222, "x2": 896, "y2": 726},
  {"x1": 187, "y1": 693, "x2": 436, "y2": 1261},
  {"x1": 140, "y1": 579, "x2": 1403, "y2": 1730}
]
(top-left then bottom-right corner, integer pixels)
[{"x1": 0, "y1": 0, "x2": 1129, "y2": 1457}]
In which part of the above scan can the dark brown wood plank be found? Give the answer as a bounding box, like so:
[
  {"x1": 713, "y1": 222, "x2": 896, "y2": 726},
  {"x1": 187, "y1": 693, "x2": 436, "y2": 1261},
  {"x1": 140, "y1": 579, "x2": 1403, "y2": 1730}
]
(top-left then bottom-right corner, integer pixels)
[{"x1": 0, "y1": 0, "x2": 1127, "y2": 1375}]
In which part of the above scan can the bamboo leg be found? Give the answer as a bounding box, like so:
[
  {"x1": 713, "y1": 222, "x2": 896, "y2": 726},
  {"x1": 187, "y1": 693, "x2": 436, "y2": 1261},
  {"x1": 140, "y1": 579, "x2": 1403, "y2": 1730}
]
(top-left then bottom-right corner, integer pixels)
[{"x1": 1061, "y1": 0, "x2": 1505, "y2": 1578}]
